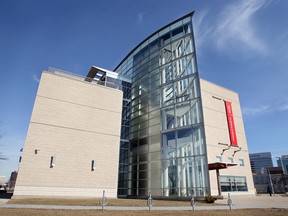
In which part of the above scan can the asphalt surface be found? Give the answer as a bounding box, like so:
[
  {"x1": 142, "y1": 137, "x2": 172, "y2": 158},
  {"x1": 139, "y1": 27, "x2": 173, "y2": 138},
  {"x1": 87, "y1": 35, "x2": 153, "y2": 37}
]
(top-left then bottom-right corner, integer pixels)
[{"x1": 0, "y1": 194, "x2": 287, "y2": 211}]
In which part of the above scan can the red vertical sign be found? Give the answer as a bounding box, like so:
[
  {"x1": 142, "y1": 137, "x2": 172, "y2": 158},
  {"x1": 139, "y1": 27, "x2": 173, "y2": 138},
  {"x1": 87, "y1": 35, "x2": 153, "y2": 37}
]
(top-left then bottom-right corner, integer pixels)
[{"x1": 224, "y1": 101, "x2": 238, "y2": 146}]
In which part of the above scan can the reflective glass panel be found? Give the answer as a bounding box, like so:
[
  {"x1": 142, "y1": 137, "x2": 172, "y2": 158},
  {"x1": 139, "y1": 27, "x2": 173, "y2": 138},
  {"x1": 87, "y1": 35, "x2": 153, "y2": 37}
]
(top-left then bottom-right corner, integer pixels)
[
  {"x1": 193, "y1": 127, "x2": 205, "y2": 155},
  {"x1": 162, "y1": 84, "x2": 174, "y2": 106},
  {"x1": 177, "y1": 128, "x2": 193, "y2": 157},
  {"x1": 162, "y1": 106, "x2": 175, "y2": 130},
  {"x1": 162, "y1": 131, "x2": 176, "y2": 159},
  {"x1": 161, "y1": 64, "x2": 173, "y2": 84},
  {"x1": 176, "y1": 103, "x2": 191, "y2": 127},
  {"x1": 175, "y1": 78, "x2": 190, "y2": 103},
  {"x1": 191, "y1": 99, "x2": 202, "y2": 124}
]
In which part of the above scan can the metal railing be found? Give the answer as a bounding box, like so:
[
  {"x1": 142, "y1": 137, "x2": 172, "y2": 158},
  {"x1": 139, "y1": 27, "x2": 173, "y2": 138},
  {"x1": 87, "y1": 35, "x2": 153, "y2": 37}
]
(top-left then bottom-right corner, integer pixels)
[{"x1": 48, "y1": 67, "x2": 121, "y2": 90}]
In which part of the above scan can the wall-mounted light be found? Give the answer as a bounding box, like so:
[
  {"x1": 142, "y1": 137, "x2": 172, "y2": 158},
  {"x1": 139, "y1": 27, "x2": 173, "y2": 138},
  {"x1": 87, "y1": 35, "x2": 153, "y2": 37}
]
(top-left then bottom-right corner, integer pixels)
[
  {"x1": 50, "y1": 156, "x2": 56, "y2": 168},
  {"x1": 91, "y1": 160, "x2": 96, "y2": 171},
  {"x1": 34, "y1": 148, "x2": 40, "y2": 154}
]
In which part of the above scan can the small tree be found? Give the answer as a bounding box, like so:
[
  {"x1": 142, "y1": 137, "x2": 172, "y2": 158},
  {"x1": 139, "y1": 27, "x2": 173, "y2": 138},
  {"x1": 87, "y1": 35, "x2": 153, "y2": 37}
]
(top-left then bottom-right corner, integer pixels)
[{"x1": 0, "y1": 135, "x2": 8, "y2": 160}]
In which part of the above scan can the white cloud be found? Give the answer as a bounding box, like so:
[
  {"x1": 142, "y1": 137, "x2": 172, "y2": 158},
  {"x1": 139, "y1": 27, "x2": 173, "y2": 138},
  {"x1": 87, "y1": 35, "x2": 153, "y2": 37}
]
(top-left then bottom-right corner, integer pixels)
[
  {"x1": 137, "y1": 12, "x2": 144, "y2": 26},
  {"x1": 243, "y1": 101, "x2": 288, "y2": 116},
  {"x1": 215, "y1": 0, "x2": 269, "y2": 54},
  {"x1": 194, "y1": 9, "x2": 213, "y2": 50},
  {"x1": 275, "y1": 30, "x2": 288, "y2": 62},
  {"x1": 195, "y1": 0, "x2": 269, "y2": 56},
  {"x1": 32, "y1": 74, "x2": 40, "y2": 83},
  {"x1": 242, "y1": 105, "x2": 270, "y2": 116},
  {"x1": 278, "y1": 103, "x2": 288, "y2": 111}
]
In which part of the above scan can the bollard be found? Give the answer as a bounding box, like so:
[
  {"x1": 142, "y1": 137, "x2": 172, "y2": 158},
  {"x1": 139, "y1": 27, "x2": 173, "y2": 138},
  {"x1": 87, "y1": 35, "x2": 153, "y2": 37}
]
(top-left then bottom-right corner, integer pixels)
[
  {"x1": 191, "y1": 196, "x2": 196, "y2": 211},
  {"x1": 227, "y1": 193, "x2": 232, "y2": 210},
  {"x1": 99, "y1": 190, "x2": 108, "y2": 211},
  {"x1": 147, "y1": 192, "x2": 153, "y2": 211}
]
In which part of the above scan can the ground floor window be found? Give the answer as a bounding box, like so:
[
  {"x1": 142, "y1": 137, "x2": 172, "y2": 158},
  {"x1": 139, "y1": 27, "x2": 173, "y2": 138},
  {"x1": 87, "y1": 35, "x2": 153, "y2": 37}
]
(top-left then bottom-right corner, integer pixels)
[{"x1": 220, "y1": 176, "x2": 248, "y2": 192}]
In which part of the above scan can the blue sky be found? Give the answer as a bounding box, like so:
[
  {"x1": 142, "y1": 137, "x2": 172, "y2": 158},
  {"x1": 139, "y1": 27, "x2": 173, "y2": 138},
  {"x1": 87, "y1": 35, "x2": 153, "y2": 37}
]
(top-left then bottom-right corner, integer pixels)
[{"x1": 1, "y1": 0, "x2": 288, "y2": 180}]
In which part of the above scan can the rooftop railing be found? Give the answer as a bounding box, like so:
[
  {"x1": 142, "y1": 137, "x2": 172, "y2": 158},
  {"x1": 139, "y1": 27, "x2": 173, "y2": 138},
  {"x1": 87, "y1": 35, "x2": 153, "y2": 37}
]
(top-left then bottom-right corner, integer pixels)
[{"x1": 48, "y1": 67, "x2": 121, "y2": 90}]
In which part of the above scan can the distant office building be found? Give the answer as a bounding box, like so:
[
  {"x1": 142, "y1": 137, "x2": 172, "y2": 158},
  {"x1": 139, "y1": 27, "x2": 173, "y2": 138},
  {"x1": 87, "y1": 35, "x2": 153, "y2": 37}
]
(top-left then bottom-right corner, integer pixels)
[
  {"x1": 277, "y1": 155, "x2": 288, "y2": 174},
  {"x1": 14, "y1": 12, "x2": 254, "y2": 198},
  {"x1": 8, "y1": 171, "x2": 18, "y2": 190},
  {"x1": 249, "y1": 152, "x2": 273, "y2": 174},
  {"x1": 0, "y1": 176, "x2": 5, "y2": 185},
  {"x1": 249, "y1": 153, "x2": 287, "y2": 194},
  {"x1": 0, "y1": 176, "x2": 6, "y2": 192}
]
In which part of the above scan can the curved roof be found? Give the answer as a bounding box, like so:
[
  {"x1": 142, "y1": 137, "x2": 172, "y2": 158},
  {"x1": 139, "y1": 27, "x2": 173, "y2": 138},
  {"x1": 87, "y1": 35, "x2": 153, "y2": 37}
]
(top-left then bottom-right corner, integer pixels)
[{"x1": 114, "y1": 11, "x2": 195, "y2": 71}]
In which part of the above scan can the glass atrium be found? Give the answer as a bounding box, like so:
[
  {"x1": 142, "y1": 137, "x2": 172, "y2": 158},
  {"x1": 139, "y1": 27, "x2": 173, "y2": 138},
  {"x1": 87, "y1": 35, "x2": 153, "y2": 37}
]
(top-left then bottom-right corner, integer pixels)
[{"x1": 115, "y1": 12, "x2": 209, "y2": 197}]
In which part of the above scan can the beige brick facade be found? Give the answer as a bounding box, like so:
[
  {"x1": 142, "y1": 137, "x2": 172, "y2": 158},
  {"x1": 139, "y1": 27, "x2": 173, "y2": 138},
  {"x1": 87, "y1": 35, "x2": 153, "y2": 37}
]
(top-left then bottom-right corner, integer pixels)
[
  {"x1": 14, "y1": 71, "x2": 123, "y2": 198},
  {"x1": 200, "y1": 79, "x2": 255, "y2": 195}
]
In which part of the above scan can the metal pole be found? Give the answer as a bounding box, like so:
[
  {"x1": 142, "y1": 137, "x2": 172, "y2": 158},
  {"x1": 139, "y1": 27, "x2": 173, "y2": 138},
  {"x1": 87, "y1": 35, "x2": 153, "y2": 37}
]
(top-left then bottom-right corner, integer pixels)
[
  {"x1": 227, "y1": 193, "x2": 232, "y2": 210},
  {"x1": 191, "y1": 196, "x2": 195, "y2": 211},
  {"x1": 99, "y1": 190, "x2": 108, "y2": 211},
  {"x1": 267, "y1": 169, "x2": 275, "y2": 194},
  {"x1": 216, "y1": 169, "x2": 221, "y2": 196},
  {"x1": 147, "y1": 192, "x2": 153, "y2": 211}
]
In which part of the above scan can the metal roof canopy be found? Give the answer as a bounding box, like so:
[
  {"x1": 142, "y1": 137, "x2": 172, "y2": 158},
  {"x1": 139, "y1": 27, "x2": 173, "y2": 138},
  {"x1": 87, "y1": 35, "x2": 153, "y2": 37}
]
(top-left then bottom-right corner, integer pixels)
[
  {"x1": 85, "y1": 66, "x2": 131, "y2": 83},
  {"x1": 209, "y1": 162, "x2": 238, "y2": 196},
  {"x1": 208, "y1": 162, "x2": 238, "y2": 170},
  {"x1": 267, "y1": 167, "x2": 283, "y2": 174}
]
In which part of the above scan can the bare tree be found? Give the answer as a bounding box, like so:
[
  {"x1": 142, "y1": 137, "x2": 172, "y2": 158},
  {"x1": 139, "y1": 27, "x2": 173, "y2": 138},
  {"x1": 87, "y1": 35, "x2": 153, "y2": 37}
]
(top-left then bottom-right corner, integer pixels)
[{"x1": 0, "y1": 135, "x2": 8, "y2": 160}]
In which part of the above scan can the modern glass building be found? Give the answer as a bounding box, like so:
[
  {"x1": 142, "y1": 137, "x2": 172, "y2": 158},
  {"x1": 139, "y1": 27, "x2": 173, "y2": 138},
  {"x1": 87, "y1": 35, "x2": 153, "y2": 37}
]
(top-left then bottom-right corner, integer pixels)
[
  {"x1": 277, "y1": 155, "x2": 288, "y2": 174},
  {"x1": 249, "y1": 152, "x2": 273, "y2": 174},
  {"x1": 114, "y1": 11, "x2": 209, "y2": 197},
  {"x1": 14, "y1": 11, "x2": 255, "y2": 199}
]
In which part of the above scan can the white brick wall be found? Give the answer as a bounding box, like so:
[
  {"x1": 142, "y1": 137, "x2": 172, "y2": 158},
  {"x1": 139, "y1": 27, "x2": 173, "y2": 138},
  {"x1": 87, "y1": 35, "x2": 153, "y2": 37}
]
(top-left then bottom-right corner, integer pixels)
[
  {"x1": 200, "y1": 79, "x2": 255, "y2": 196},
  {"x1": 14, "y1": 72, "x2": 123, "y2": 198}
]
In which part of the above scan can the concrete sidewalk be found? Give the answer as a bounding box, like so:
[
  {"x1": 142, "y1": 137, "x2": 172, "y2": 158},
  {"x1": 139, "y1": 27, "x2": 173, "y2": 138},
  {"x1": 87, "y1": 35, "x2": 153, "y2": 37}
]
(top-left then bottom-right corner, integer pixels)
[
  {"x1": 0, "y1": 199, "x2": 9, "y2": 204},
  {"x1": 0, "y1": 194, "x2": 287, "y2": 211},
  {"x1": 216, "y1": 194, "x2": 287, "y2": 209}
]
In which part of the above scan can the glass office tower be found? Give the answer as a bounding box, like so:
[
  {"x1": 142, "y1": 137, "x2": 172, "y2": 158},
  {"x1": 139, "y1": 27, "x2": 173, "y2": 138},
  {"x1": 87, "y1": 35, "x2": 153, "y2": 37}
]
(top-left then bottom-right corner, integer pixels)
[{"x1": 115, "y1": 12, "x2": 209, "y2": 197}]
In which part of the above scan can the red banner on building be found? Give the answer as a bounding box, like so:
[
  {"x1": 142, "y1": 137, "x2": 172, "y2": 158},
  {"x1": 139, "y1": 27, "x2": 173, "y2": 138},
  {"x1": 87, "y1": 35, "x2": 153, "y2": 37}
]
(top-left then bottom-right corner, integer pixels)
[{"x1": 224, "y1": 101, "x2": 238, "y2": 146}]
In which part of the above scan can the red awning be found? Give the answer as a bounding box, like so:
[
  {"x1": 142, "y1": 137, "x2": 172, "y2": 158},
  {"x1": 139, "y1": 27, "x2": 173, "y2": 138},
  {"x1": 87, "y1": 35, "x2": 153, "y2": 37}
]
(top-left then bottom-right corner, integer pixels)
[{"x1": 208, "y1": 162, "x2": 237, "y2": 170}]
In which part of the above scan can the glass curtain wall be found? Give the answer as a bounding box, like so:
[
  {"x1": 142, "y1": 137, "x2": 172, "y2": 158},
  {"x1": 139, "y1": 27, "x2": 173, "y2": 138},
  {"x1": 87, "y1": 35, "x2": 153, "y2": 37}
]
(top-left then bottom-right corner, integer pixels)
[
  {"x1": 115, "y1": 12, "x2": 209, "y2": 197},
  {"x1": 118, "y1": 81, "x2": 131, "y2": 196}
]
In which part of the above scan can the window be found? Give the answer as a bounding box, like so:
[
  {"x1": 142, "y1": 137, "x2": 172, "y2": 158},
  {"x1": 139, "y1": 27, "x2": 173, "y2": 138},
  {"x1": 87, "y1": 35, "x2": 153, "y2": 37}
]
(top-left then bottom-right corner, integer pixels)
[
  {"x1": 162, "y1": 106, "x2": 175, "y2": 130},
  {"x1": 228, "y1": 157, "x2": 234, "y2": 164},
  {"x1": 162, "y1": 84, "x2": 174, "y2": 107},
  {"x1": 239, "y1": 159, "x2": 244, "y2": 167},
  {"x1": 177, "y1": 128, "x2": 193, "y2": 157},
  {"x1": 162, "y1": 131, "x2": 176, "y2": 159},
  {"x1": 216, "y1": 156, "x2": 222, "y2": 162},
  {"x1": 160, "y1": 32, "x2": 171, "y2": 46},
  {"x1": 172, "y1": 26, "x2": 184, "y2": 41},
  {"x1": 176, "y1": 102, "x2": 191, "y2": 127}
]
